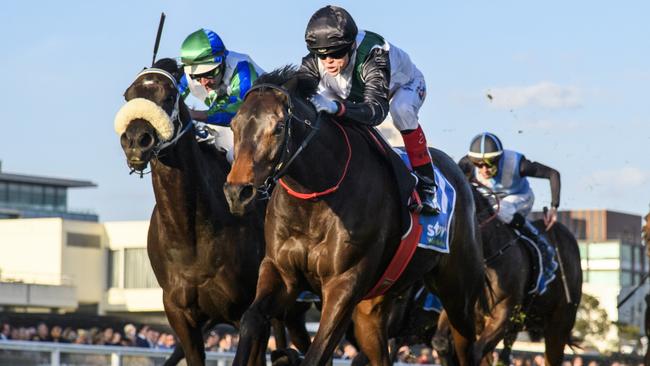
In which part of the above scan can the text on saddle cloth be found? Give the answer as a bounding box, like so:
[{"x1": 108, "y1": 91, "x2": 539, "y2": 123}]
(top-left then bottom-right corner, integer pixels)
[{"x1": 394, "y1": 148, "x2": 455, "y2": 253}]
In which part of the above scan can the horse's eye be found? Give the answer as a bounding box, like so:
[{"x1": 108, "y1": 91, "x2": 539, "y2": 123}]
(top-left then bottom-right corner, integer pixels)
[{"x1": 273, "y1": 122, "x2": 284, "y2": 135}]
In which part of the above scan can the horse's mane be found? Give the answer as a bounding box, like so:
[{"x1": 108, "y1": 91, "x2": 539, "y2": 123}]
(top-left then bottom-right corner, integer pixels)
[{"x1": 255, "y1": 65, "x2": 318, "y2": 100}]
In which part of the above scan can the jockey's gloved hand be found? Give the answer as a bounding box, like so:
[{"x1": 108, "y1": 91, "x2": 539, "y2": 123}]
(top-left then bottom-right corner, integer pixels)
[{"x1": 309, "y1": 94, "x2": 340, "y2": 114}]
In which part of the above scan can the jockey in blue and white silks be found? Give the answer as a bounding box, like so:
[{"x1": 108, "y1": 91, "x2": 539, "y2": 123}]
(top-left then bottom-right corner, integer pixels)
[{"x1": 459, "y1": 132, "x2": 560, "y2": 294}]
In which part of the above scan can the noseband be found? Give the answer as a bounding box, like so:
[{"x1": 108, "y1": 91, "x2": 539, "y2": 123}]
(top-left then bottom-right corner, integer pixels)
[
  {"x1": 136, "y1": 68, "x2": 193, "y2": 156},
  {"x1": 244, "y1": 83, "x2": 321, "y2": 199}
]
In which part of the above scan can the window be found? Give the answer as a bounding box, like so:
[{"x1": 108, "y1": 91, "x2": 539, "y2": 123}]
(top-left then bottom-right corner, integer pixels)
[
  {"x1": 587, "y1": 242, "x2": 620, "y2": 259},
  {"x1": 66, "y1": 232, "x2": 101, "y2": 248},
  {"x1": 620, "y1": 244, "x2": 633, "y2": 269},
  {"x1": 108, "y1": 250, "x2": 121, "y2": 288},
  {"x1": 621, "y1": 271, "x2": 633, "y2": 286},
  {"x1": 55, "y1": 187, "x2": 67, "y2": 211},
  {"x1": 578, "y1": 243, "x2": 588, "y2": 259},
  {"x1": 124, "y1": 248, "x2": 158, "y2": 288},
  {"x1": 587, "y1": 270, "x2": 619, "y2": 285},
  {"x1": 0, "y1": 182, "x2": 7, "y2": 202}
]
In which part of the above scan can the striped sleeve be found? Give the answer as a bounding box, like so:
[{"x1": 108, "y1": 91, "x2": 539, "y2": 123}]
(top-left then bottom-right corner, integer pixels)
[{"x1": 205, "y1": 61, "x2": 259, "y2": 126}]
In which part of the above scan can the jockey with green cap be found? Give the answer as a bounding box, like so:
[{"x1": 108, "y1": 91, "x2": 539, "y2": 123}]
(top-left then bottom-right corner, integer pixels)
[{"x1": 179, "y1": 28, "x2": 264, "y2": 126}]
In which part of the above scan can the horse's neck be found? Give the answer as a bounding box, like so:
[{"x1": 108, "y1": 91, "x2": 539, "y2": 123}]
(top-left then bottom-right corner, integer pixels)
[
  {"x1": 284, "y1": 117, "x2": 350, "y2": 192},
  {"x1": 151, "y1": 133, "x2": 227, "y2": 233}
]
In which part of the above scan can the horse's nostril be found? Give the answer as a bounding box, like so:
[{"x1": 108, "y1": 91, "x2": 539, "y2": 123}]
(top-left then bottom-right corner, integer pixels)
[
  {"x1": 138, "y1": 133, "x2": 154, "y2": 149},
  {"x1": 239, "y1": 185, "x2": 255, "y2": 202}
]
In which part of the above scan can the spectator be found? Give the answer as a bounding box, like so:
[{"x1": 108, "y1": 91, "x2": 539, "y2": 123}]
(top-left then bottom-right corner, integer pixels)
[
  {"x1": 533, "y1": 354, "x2": 545, "y2": 366},
  {"x1": 123, "y1": 323, "x2": 137, "y2": 346},
  {"x1": 110, "y1": 331, "x2": 123, "y2": 346},
  {"x1": 135, "y1": 325, "x2": 151, "y2": 348},
  {"x1": 163, "y1": 334, "x2": 176, "y2": 349},
  {"x1": 146, "y1": 327, "x2": 159, "y2": 348},
  {"x1": 75, "y1": 329, "x2": 89, "y2": 345},
  {"x1": 217, "y1": 333, "x2": 233, "y2": 352},
  {"x1": 341, "y1": 342, "x2": 358, "y2": 360},
  {"x1": 50, "y1": 325, "x2": 68, "y2": 343},
  {"x1": 101, "y1": 327, "x2": 114, "y2": 345},
  {"x1": 62, "y1": 327, "x2": 77, "y2": 343},
  {"x1": 0, "y1": 322, "x2": 11, "y2": 340},
  {"x1": 36, "y1": 322, "x2": 51, "y2": 342},
  {"x1": 587, "y1": 361, "x2": 599, "y2": 366},
  {"x1": 417, "y1": 347, "x2": 433, "y2": 364},
  {"x1": 573, "y1": 356, "x2": 584, "y2": 366},
  {"x1": 205, "y1": 331, "x2": 220, "y2": 352}
]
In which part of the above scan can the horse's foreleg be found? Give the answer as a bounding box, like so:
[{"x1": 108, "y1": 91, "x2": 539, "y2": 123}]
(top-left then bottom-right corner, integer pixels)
[
  {"x1": 284, "y1": 301, "x2": 313, "y2": 353},
  {"x1": 234, "y1": 260, "x2": 292, "y2": 366},
  {"x1": 163, "y1": 296, "x2": 206, "y2": 366},
  {"x1": 351, "y1": 298, "x2": 391, "y2": 366},
  {"x1": 301, "y1": 276, "x2": 359, "y2": 366}
]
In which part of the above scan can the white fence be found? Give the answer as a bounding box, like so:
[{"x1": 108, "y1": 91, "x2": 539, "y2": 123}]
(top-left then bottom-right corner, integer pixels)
[{"x1": 0, "y1": 340, "x2": 358, "y2": 366}]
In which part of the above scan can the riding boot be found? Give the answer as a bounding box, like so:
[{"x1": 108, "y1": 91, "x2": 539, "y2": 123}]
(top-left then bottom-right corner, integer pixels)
[
  {"x1": 401, "y1": 125, "x2": 441, "y2": 215},
  {"x1": 511, "y1": 214, "x2": 558, "y2": 294},
  {"x1": 413, "y1": 164, "x2": 441, "y2": 215}
]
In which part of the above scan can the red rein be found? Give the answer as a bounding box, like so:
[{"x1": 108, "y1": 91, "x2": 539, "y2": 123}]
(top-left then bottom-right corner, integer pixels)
[{"x1": 278, "y1": 120, "x2": 352, "y2": 200}]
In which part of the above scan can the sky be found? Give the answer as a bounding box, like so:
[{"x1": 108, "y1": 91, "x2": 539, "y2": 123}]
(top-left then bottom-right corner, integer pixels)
[{"x1": 0, "y1": 1, "x2": 649, "y2": 221}]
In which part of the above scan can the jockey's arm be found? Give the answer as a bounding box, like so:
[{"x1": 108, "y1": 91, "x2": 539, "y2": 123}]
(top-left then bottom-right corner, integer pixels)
[
  {"x1": 204, "y1": 61, "x2": 259, "y2": 126},
  {"x1": 339, "y1": 48, "x2": 390, "y2": 126},
  {"x1": 300, "y1": 49, "x2": 390, "y2": 126},
  {"x1": 519, "y1": 157, "x2": 561, "y2": 209}
]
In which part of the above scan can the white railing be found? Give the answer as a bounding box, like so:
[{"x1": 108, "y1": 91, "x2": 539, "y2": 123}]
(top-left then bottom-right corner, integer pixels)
[{"x1": 0, "y1": 340, "x2": 360, "y2": 366}]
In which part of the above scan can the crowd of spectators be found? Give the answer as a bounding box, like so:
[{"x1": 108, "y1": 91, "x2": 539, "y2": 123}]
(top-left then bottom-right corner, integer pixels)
[
  {"x1": 0, "y1": 321, "x2": 175, "y2": 349},
  {"x1": 0, "y1": 321, "x2": 643, "y2": 365}
]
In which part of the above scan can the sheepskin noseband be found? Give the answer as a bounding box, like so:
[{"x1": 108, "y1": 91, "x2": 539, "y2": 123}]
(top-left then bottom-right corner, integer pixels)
[{"x1": 114, "y1": 98, "x2": 174, "y2": 141}]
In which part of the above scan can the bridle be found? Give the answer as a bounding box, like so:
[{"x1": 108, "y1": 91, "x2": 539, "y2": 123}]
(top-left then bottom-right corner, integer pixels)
[
  {"x1": 244, "y1": 83, "x2": 322, "y2": 199},
  {"x1": 128, "y1": 68, "x2": 193, "y2": 177}
]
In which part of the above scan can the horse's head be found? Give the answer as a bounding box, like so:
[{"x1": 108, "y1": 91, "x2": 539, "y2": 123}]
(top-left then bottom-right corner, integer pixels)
[
  {"x1": 114, "y1": 58, "x2": 187, "y2": 172},
  {"x1": 224, "y1": 66, "x2": 317, "y2": 216}
]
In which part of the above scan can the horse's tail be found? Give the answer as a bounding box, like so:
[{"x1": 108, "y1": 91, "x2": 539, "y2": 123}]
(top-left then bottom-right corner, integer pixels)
[{"x1": 567, "y1": 335, "x2": 583, "y2": 352}]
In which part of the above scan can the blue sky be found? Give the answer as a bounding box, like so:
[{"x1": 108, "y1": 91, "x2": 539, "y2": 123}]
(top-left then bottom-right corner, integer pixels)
[{"x1": 1, "y1": 1, "x2": 648, "y2": 221}]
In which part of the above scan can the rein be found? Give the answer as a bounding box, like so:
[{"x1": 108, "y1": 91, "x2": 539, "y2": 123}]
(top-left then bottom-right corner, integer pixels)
[
  {"x1": 473, "y1": 180, "x2": 501, "y2": 228},
  {"x1": 246, "y1": 83, "x2": 350, "y2": 200}
]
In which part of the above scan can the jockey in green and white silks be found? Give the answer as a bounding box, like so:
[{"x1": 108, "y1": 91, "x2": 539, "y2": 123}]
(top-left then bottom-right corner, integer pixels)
[
  {"x1": 301, "y1": 5, "x2": 440, "y2": 215},
  {"x1": 459, "y1": 132, "x2": 561, "y2": 294},
  {"x1": 178, "y1": 29, "x2": 264, "y2": 160}
]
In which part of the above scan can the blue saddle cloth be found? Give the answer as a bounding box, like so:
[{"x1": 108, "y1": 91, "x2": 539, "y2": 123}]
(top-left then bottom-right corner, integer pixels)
[
  {"x1": 394, "y1": 148, "x2": 456, "y2": 253},
  {"x1": 414, "y1": 286, "x2": 443, "y2": 313}
]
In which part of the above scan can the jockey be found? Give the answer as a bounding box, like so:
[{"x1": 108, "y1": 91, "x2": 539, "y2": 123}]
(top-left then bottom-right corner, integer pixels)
[
  {"x1": 299, "y1": 5, "x2": 440, "y2": 215},
  {"x1": 178, "y1": 28, "x2": 264, "y2": 157},
  {"x1": 459, "y1": 132, "x2": 560, "y2": 294}
]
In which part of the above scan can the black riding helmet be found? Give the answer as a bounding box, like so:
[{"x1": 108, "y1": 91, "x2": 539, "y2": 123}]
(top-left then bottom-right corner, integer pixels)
[
  {"x1": 305, "y1": 5, "x2": 358, "y2": 56},
  {"x1": 468, "y1": 132, "x2": 504, "y2": 166}
]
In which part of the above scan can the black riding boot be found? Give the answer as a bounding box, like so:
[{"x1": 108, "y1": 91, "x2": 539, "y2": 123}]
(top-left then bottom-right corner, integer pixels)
[
  {"x1": 412, "y1": 164, "x2": 441, "y2": 215},
  {"x1": 510, "y1": 214, "x2": 558, "y2": 293}
]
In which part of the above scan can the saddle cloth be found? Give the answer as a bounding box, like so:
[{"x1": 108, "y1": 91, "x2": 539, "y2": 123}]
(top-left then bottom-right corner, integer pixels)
[{"x1": 514, "y1": 229, "x2": 554, "y2": 295}]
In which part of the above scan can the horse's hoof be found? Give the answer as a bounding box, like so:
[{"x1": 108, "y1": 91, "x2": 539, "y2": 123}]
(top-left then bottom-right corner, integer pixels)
[{"x1": 271, "y1": 348, "x2": 302, "y2": 366}]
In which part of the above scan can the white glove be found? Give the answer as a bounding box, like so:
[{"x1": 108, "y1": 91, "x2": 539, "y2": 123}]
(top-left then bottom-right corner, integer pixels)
[{"x1": 309, "y1": 94, "x2": 339, "y2": 114}]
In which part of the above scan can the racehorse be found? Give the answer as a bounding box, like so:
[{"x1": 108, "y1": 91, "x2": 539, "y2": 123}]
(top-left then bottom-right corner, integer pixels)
[
  {"x1": 115, "y1": 59, "x2": 311, "y2": 365},
  {"x1": 223, "y1": 66, "x2": 486, "y2": 366},
  {"x1": 435, "y1": 183, "x2": 582, "y2": 366}
]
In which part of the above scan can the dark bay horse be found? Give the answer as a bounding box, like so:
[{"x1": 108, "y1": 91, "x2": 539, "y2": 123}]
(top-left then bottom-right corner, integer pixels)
[
  {"x1": 436, "y1": 184, "x2": 582, "y2": 366},
  {"x1": 223, "y1": 66, "x2": 486, "y2": 366},
  {"x1": 115, "y1": 59, "x2": 310, "y2": 365}
]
